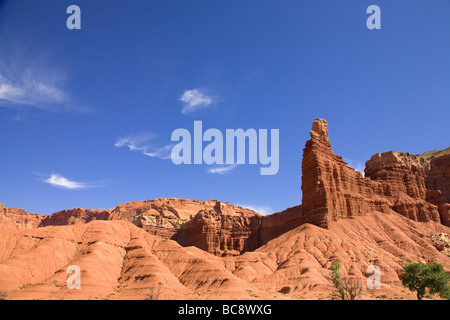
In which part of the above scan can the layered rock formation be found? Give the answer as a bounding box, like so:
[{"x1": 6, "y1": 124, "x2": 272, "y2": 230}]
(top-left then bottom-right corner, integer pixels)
[
  {"x1": 111, "y1": 198, "x2": 263, "y2": 256},
  {"x1": 419, "y1": 148, "x2": 450, "y2": 208},
  {"x1": 424, "y1": 154, "x2": 450, "y2": 226},
  {"x1": 0, "y1": 204, "x2": 43, "y2": 229},
  {"x1": 365, "y1": 152, "x2": 441, "y2": 223},
  {"x1": 38, "y1": 208, "x2": 112, "y2": 227},
  {"x1": 426, "y1": 190, "x2": 450, "y2": 227},
  {"x1": 175, "y1": 209, "x2": 262, "y2": 256},
  {"x1": 3, "y1": 197, "x2": 307, "y2": 257},
  {"x1": 301, "y1": 119, "x2": 446, "y2": 228},
  {"x1": 301, "y1": 119, "x2": 392, "y2": 228},
  {"x1": 258, "y1": 205, "x2": 303, "y2": 246}
]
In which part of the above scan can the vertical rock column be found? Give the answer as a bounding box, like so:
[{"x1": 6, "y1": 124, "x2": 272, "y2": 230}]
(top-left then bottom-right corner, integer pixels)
[{"x1": 301, "y1": 119, "x2": 391, "y2": 228}]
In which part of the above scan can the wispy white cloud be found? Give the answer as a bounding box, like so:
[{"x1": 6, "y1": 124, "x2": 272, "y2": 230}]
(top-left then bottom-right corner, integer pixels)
[
  {"x1": 0, "y1": 49, "x2": 86, "y2": 113},
  {"x1": 179, "y1": 89, "x2": 215, "y2": 115},
  {"x1": 207, "y1": 164, "x2": 238, "y2": 175},
  {"x1": 43, "y1": 173, "x2": 105, "y2": 190},
  {"x1": 115, "y1": 133, "x2": 155, "y2": 151},
  {"x1": 0, "y1": 71, "x2": 66, "y2": 108},
  {"x1": 344, "y1": 158, "x2": 365, "y2": 176},
  {"x1": 115, "y1": 133, "x2": 174, "y2": 160},
  {"x1": 236, "y1": 204, "x2": 273, "y2": 216}
]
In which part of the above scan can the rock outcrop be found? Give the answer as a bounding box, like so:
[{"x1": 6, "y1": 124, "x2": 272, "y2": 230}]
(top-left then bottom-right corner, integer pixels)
[
  {"x1": 425, "y1": 154, "x2": 450, "y2": 204},
  {"x1": 426, "y1": 190, "x2": 450, "y2": 227},
  {"x1": 365, "y1": 152, "x2": 441, "y2": 223},
  {"x1": 110, "y1": 199, "x2": 309, "y2": 256},
  {"x1": 258, "y1": 205, "x2": 303, "y2": 246},
  {"x1": 301, "y1": 119, "x2": 391, "y2": 228},
  {"x1": 175, "y1": 209, "x2": 262, "y2": 256},
  {"x1": 424, "y1": 153, "x2": 450, "y2": 227},
  {"x1": 110, "y1": 198, "x2": 263, "y2": 256},
  {"x1": 38, "y1": 208, "x2": 112, "y2": 227},
  {"x1": 0, "y1": 204, "x2": 43, "y2": 229},
  {"x1": 301, "y1": 119, "x2": 445, "y2": 228}
]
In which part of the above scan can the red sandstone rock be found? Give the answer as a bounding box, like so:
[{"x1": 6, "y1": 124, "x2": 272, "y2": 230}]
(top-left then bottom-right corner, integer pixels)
[
  {"x1": 108, "y1": 198, "x2": 257, "y2": 221},
  {"x1": 108, "y1": 198, "x2": 263, "y2": 256},
  {"x1": 301, "y1": 119, "x2": 442, "y2": 228},
  {"x1": 0, "y1": 204, "x2": 43, "y2": 229},
  {"x1": 426, "y1": 154, "x2": 450, "y2": 204},
  {"x1": 301, "y1": 119, "x2": 392, "y2": 228},
  {"x1": 365, "y1": 151, "x2": 441, "y2": 223},
  {"x1": 258, "y1": 205, "x2": 303, "y2": 246},
  {"x1": 38, "y1": 207, "x2": 112, "y2": 227},
  {"x1": 174, "y1": 209, "x2": 262, "y2": 256},
  {"x1": 426, "y1": 189, "x2": 450, "y2": 227}
]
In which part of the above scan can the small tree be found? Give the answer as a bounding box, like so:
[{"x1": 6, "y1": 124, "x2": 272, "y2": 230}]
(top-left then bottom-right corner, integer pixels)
[
  {"x1": 400, "y1": 262, "x2": 450, "y2": 300},
  {"x1": 327, "y1": 262, "x2": 363, "y2": 300},
  {"x1": 146, "y1": 282, "x2": 163, "y2": 300}
]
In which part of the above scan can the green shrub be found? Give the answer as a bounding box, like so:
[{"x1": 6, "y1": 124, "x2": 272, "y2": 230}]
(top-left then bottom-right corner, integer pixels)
[{"x1": 400, "y1": 262, "x2": 450, "y2": 300}]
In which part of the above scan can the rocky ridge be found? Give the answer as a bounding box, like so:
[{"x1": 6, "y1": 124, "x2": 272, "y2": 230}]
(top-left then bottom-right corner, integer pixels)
[
  {"x1": 0, "y1": 204, "x2": 43, "y2": 229},
  {"x1": 301, "y1": 119, "x2": 446, "y2": 228}
]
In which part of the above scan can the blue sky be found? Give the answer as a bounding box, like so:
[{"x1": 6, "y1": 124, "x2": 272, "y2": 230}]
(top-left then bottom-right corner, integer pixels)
[{"x1": 0, "y1": 0, "x2": 449, "y2": 215}]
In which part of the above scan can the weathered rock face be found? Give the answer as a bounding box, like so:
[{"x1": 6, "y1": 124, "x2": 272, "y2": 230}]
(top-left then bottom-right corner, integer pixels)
[
  {"x1": 107, "y1": 198, "x2": 308, "y2": 256},
  {"x1": 110, "y1": 198, "x2": 263, "y2": 256},
  {"x1": 175, "y1": 209, "x2": 262, "y2": 257},
  {"x1": 258, "y1": 205, "x2": 303, "y2": 246},
  {"x1": 108, "y1": 198, "x2": 198, "y2": 221},
  {"x1": 38, "y1": 208, "x2": 112, "y2": 227},
  {"x1": 365, "y1": 152, "x2": 441, "y2": 224},
  {"x1": 0, "y1": 204, "x2": 43, "y2": 229},
  {"x1": 301, "y1": 119, "x2": 445, "y2": 228},
  {"x1": 426, "y1": 154, "x2": 450, "y2": 204},
  {"x1": 426, "y1": 189, "x2": 450, "y2": 227},
  {"x1": 365, "y1": 152, "x2": 429, "y2": 199},
  {"x1": 301, "y1": 119, "x2": 391, "y2": 228},
  {"x1": 132, "y1": 212, "x2": 186, "y2": 239},
  {"x1": 107, "y1": 199, "x2": 192, "y2": 240}
]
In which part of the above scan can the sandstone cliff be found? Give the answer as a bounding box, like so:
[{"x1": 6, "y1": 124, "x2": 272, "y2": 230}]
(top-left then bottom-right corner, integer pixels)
[
  {"x1": 111, "y1": 198, "x2": 263, "y2": 256},
  {"x1": 365, "y1": 151, "x2": 441, "y2": 224},
  {"x1": 175, "y1": 209, "x2": 262, "y2": 256},
  {"x1": 38, "y1": 208, "x2": 112, "y2": 227},
  {"x1": 423, "y1": 153, "x2": 450, "y2": 227},
  {"x1": 301, "y1": 119, "x2": 446, "y2": 228},
  {"x1": 0, "y1": 204, "x2": 43, "y2": 229},
  {"x1": 301, "y1": 119, "x2": 391, "y2": 228},
  {"x1": 258, "y1": 205, "x2": 303, "y2": 246}
]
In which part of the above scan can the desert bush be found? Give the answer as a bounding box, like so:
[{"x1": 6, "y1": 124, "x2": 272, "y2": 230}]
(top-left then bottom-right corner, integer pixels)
[
  {"x1": 327, "y1": 262, "x2": 363, "y2": 300},
  {"x1": 146, "y1": 282, "x2": 163, "y2": 300},
  {"x1": 400, "y1": 261, "x2": 450, "y2": 300}
]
